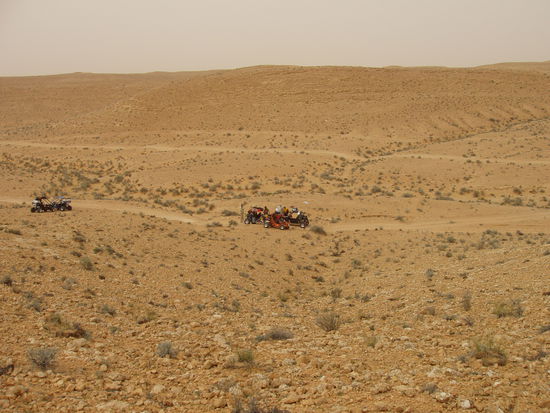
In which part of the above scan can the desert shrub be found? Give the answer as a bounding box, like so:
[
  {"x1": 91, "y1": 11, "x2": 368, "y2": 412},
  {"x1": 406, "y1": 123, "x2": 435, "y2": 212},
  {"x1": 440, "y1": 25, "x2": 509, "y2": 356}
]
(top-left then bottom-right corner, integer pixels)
[
  {"x1": 310, "y1": 225, "x2": 327, "y2": 235},
  {"x1": 80, "y1": 256, "x2": 93, "y2": 271},
  {"x1": 425, "y1": 268, "x2": 435, "y2": 280},
  {"x1": 330, "y1": 288, "x2": 342, "y2": 301},
  {"x1": 6, "y1": 228, "x2": 22, "y2": 235},
  {"x1": 1, "y1": 275, "x2": 13, "y2": 286},
  {"x1": 28, "y1": 299, "x2": 43, "y2": 312},
  {"x1": 493, "y1": 299, "x2": 523, "y2": 318},
  {"x1": 462, "y1": 291, "x2": 472, "y2": 311},
  {"x1": 222, "y1": 210, "x2": 239, "y2": 216},
  {"x1": 28, "y1": 347, "x2": 57, "y2": 370},
  {"x1": 137, "y1": 310, "x2": 157, "y2": 324},
  {"x1": 315, "y1": 311, "x2": 341, "y2": 332},
  {"x1": 236, "y1": 349, "x2": 254, "y2": 364},
  {"x1": 45, "y1": 313, "x2": 90, "y2": 339},
  {"x1": 539, "y1": 324, "x2": 550, "y2": 334},
  {"x1": 100, "y1": 304, "x2": 116, "y2": 316},
  {"x1": 365, "y1": 336, "x2": 378, "y2": 348},
  {"x1": 470, "y1": 336, "x2": 507, "y2": 366},
  {"x1": 257, "y1": 327, "x2": 293, "y2": 341},
  {"x1": 421, "y1": 306, "x2": 436, "y2": 316},
  {"x1": 421, "y1": 383, "x2": 438, "y2": 394},
  {"x1": 157, "y1": 341, "x2": 178, "y2": 358}
]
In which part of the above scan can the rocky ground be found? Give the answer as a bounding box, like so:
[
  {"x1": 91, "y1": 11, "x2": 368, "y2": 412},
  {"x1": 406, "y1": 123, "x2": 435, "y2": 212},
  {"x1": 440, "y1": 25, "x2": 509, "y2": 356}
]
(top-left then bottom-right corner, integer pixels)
[{"x1": 0, "y1": 64, "x2": 549, "y2": 412}]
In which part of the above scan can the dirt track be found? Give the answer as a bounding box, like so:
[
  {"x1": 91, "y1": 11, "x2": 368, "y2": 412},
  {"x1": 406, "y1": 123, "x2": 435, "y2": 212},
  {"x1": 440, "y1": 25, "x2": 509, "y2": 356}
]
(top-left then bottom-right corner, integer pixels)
[
  {"x1": 2, "y1": 196, "x2": 548, "y2": 233},
  {"x1": 2, "y1": 139, "x2": 550, "y2": 166}
]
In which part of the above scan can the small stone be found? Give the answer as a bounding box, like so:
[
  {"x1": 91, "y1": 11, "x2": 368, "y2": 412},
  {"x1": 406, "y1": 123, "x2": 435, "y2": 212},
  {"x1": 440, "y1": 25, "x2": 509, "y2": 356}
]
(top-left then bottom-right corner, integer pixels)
[
  {"x1": 99, "y1": 364, "x2": 108, "y2": 372},
  {"x1": 459, "y1": 399, "x2": 472, "y2": 409},
  {"x1": 105, "y1": 381, "x2": 122, "y2": 391},
  {"x1": 67, "y1": 338, "x2": 87, "y2": 350},
  {"x1": 283, "y1": 393, "x2": 300, "y2": 404},
  {"x1": 150, "y1": 384, "x2": 165, "y2": 394},
  {"x1": 75, "y1": 380, "x2": 86, "y2": 391},
  {"x1": 96, "y1": 400, "x2": 130, "y2": 411},
  {"x1": 36, "y1": 371, "x2": 47, "y2": 378},
  {"x1": 435, "y1": 391, "x2": 452, "y2": 402},
  {"x1": 213, "y1": 398, "x2": 227, "y2": 408},
  {"x1": 373, "y1": 383, "x2": 391, "y2": 394},
  {"x1": 372, "y1": 401, "x2": 391, "y2": 411},
  {"x1": 6, "y1": 385, "x2": 28, "y2": 398},
  {"x1": 394, "y1": 385, "x2": 416, "y2": 397}
]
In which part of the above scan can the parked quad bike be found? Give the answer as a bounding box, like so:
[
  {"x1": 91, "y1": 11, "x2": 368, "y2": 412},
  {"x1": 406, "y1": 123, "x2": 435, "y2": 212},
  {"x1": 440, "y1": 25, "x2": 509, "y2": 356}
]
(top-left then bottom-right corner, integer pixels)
[
  {"x1": 264, "y1": 213, "x2": 290, "y2": 230},
  {"x1": 288, "y1": 211, "x2": 309, "y2": 228},
  {"x1": 31, "y1": 196, "x2": 72, "y2": 213},
  {"x1": 244, "y1": 206, "x2": 265, "y2": 224}
]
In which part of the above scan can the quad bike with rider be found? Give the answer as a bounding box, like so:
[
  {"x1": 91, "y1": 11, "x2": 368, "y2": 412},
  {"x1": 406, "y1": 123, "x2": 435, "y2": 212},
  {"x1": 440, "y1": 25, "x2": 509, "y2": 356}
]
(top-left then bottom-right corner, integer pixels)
[
  {"x1": 287, "y1": 207, "x2": 309, "y2": 228},
  {"x1": 31, "y1": 196, "x2": 54, "y2": 213},
  {"x1": 52, "y1": 196, "x2": 72, "y2": 211},
  {"x1": 244, "y1": 206, "x2": 265, "y2": 224},
  {"x1": 264, "y1": 206, "x2": 290, "y2": 230},
  {"x1": 31, "y1": 196, "x2": 72, "y2": 213}
]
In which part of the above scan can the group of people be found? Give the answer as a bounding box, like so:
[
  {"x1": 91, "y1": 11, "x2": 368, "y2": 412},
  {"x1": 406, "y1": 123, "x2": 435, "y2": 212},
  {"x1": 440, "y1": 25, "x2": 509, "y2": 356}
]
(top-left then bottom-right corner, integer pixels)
[{"x1": 264, "y1": 205, "x2": 297, "y2": 223}]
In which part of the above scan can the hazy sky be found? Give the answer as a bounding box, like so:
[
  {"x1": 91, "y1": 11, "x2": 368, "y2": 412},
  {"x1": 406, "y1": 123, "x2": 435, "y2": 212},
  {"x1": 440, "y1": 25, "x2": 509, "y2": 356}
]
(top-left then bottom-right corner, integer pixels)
[{"x1": 1, "y1": 0, "x2": 549, "y2": 76}]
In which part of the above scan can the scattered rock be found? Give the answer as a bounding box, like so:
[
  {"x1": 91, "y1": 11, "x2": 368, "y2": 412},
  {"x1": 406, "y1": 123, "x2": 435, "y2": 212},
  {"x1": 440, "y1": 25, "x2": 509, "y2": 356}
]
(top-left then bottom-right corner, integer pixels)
[
  {"x1": 96, "y1": 400, "x2": 130, "y2": 411},
  {"x1": 373, "y1": 383, "x2": 391, "y2": 394},
  {"x1": 435, "y1": 391, "x2": 453, "y2": 403},
  {"x1": 6, "y1": 385, "x2": 28, "y2": 398},
  {"x1": 213, "y1": 398, "x2": 227, "y2": 408},
  {"x1": 283, "y1": 393, "x2": 301, "y2": 404},
  {"x1": 150, "y1": 384, "x2": 165, "y2": 395},
  {"x1": 458, "y1": 399, "x2": 473, "y2": 409}
]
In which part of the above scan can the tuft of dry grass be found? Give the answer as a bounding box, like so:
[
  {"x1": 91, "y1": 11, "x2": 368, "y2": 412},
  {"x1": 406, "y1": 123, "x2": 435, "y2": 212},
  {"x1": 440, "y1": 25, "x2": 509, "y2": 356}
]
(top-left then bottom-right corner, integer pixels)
[
  {"x1": 310, "y1": 225, "x2": 327, "y2": 236},
  {"x1": 256, "y1": 327, "x2": 293, "y2": 341},
  {"x1": 28, "y1": 347, "x2": 57, "y2": 371},
  {"x1": 470, "y1": 336, "x2": 507, "y2": 366},
  {"x1": 493, "y1": 299, "x2": 523, "y2": 318},
  {"x1": 157, "y1": 341, "x2": 178, "y2": 359},
  {"x1": 315, "y1": 311, "x2": 341, "y2": 332}
]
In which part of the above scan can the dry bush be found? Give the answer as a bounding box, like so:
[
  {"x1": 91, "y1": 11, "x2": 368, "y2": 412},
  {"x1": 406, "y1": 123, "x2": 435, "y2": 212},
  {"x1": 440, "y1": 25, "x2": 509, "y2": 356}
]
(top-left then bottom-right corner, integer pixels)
[
  {"x1": 45, "y1": 313, "x2": 90, "y2": 339},
  {"x1": 365, "y1": 336, "x2": 378, "y2": 348},
  {"x1": 100, "y1": 304, "x2": 116, "y2": 316},
  {"x1": 28, "y1": 347, "x2": 57, "y2": 371},
  {"x1": 157, "y1": 341, "x2": 178, "y2": 358},
  {"x1": 257, "y1": 327, "x2": 293, "y2": 341},
  {"x1": 1, "y1": 275, "x2": 13, "y2": 286},
  {"x1": 493, "y1": 299, "x2": 523, "y2": 318},
  {"x1": 310, "y1": 225, "x2": 327, "y2": 235},
  {"x1": 470, "y1": 336, "x2": 507, "y2": 366},
  {"x1": 462, "y1": 291, "x2": 472, "y2": 311},
  {"x1": 80, "y1": 256, "x2": 94, "y2": 271},
  {"x1": 236, "y1": 349, "x2": 254, "y2": 364},
  {"x1": 316, "y1": 311, "x2": 341, "y2": 332}
]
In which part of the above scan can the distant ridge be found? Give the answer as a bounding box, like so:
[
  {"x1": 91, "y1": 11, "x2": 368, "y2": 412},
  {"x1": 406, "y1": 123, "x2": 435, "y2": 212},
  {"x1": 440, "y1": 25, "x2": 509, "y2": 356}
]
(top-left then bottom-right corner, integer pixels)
[{"x1": 476, "y1": 60, "x2": 550, "y2": 73}]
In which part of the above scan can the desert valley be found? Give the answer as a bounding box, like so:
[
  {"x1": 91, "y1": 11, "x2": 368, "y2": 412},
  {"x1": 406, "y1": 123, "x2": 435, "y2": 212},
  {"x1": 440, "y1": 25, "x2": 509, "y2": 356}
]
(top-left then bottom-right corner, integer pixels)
[{"x1": 0, "y1": 63, "x2": 549, "y2": 412}]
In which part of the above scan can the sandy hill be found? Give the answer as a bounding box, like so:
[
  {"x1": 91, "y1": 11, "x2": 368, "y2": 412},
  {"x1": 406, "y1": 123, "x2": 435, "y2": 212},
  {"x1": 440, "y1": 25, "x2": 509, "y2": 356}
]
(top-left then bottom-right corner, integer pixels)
[
  {"x1": 1, "y1": 65, "x2": 549, "y2": 148},
  {"x1": 477, "y1": 60, "x2": 550, "y2": 73}
]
